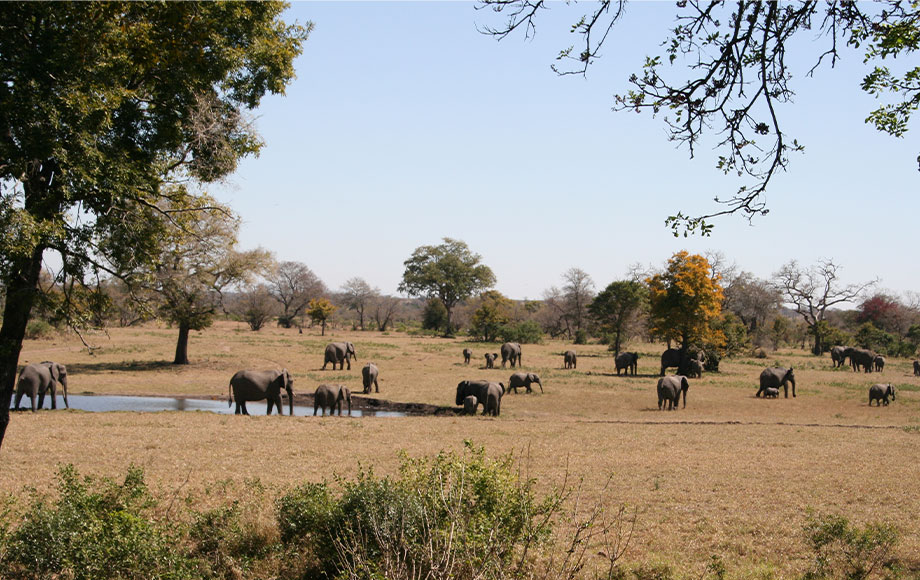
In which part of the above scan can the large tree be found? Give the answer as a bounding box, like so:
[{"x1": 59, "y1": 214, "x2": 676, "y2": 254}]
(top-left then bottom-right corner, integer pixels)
[
  {"x1": 479, "y1": 1, "x2": 920, "y2": 234},
  {"x1": 398, "y1": 238, "x2": 496, "y2": 337},
  {"x1": 0, "y1": 2, "x2": 308, "y2": 448},
  {"x1": 542, "y1": 268, "x2": 596, "y2": 341},
  {"x1": 340, "y1": 277, "x2": 378, "y2": 331},
  {"x1": 647, "y1": 251, "x2": 724, "y2": 370},
  {"x1": 774, "y1": 259, "x2": 876, "y2": 355},
  {"x1": 268, "y1": 261, "x2": 327, "y2": 328},
  {"x1": 589, "y1": 279, "x2": 648, "y2": 356}
]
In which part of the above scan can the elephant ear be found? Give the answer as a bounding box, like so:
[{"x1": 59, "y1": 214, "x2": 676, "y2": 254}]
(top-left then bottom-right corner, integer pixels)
[
  {"x1": 48, "y1": 363, "x2": 59, "y2": 383},
  {"x1": 682, "y1": 376, "x2": 690, "y2": 390}
]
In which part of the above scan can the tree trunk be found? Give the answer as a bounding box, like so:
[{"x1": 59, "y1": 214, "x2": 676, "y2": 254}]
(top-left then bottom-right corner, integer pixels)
[
  {"x1": 358, "y1": 309, "x2": 364, "y2": 331},
  {"x1": 321, "y1": 320, "x2": 326, "y2": 336},
  {"x1": 0, "y1": 246, "x2": 46, "y2": 450},
  {"x1": 173, "y1": 323, "x2": 190, "y2": 365},
  {"x1": 443, "y1": 304, "x2": 454, "y2": 338}
]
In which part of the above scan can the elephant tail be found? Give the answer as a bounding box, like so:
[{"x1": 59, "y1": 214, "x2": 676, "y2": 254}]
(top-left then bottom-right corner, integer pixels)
[{"x1": 228, "y1": 381, "x2": 233, "y2": 407}]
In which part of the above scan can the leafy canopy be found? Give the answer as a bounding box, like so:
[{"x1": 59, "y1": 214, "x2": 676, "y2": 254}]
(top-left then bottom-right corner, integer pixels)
[{"x1": 647, "y1": 251, "x2": 724, "y2": 349}]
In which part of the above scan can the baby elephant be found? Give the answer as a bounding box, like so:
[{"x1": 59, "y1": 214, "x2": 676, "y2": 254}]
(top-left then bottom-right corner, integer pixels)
[
  {"x1": 563, "y1": 350, "x2": 576, "y2": 369},
  {"x1": 761, "y1": 387, "x2": 780, "y2": 398},
  {"x1": 462, "y1": 395, "x2": 478, "y2": 415},
  {"x1": 361, "y1": 362, "x2": 379, "y2": 394},
  {"x1": 868, "y1": 384, "x2": 896, "y2": 406},
  {"x1": 463, "y1": 348, "x2": 472, "y2": 365},
  {"x1": 484, "y1": 353, "x2": 498, "y2": 369}
]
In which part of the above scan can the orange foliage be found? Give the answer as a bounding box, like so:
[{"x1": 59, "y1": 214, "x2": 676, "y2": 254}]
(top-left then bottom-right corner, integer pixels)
[{"x1": 646, "y1": 251, "x2": 724, "y2": 348}]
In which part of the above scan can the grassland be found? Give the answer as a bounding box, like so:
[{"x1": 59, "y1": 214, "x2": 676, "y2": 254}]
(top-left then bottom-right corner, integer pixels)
[{"x1": 3, "y1": 320, "x2": 919, "y2": 576}]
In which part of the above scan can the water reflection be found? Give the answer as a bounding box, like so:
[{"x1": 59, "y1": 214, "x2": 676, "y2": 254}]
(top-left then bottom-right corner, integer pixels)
[{"x1": 19, "y1": 395, "x2": 406, "y2": 417}]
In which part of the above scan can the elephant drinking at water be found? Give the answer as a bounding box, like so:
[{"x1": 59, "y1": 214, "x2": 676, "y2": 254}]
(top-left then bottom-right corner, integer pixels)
[
  {"x1": 362, "y1": 363, "x2": 379, "y2": 394},
  {"x1": 456, "y1": 379, "x2": 504, "y2": 416},
  {"x1": 14, "y1": 361, "x2": 69, "y2": 411},
  {"x1": 322, "y1": 341, "x2": 357, "y2": 370},
  {"x1": 757, "y1": 367, "x2": 795, "y2": 398},
  {"x1": 228, "y1": 369, "x2": 294, "y2": 415},
  {"x1": 314, "y1": 384, "x2": 352, "y2": 416}
]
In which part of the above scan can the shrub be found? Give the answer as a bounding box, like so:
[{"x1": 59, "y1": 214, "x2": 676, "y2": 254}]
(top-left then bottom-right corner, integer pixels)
[
  {"x1": 574, "y1": 329, "x2": 588, "y2": 345},
  {"x1": 499, "y1": 320, "x2": 544, "y2": 344},
  {"x1": 0, "y1": 464, "x2": 197, "y2": 580},
  {"x1": 802, "y1": 513, "x2": 899, "y2": 580},
  {"x1": 24, "y1": 319, "x2": 55, "y2": 340}
]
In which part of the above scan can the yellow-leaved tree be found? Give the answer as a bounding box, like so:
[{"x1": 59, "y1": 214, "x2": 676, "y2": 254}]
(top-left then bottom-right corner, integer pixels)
[{"x1": 647, "y1": 251, "x2": 725, "y2": 373}]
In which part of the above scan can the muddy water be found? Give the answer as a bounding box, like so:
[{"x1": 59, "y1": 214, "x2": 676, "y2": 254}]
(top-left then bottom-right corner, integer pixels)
[{"x1": 16, "y1": 395, "x2": 406, "y2": 417}]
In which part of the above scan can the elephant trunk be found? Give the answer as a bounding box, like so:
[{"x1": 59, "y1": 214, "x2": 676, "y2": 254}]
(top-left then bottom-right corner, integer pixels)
[
  {"x1": 287, "y1": 387, "x2": 294, "y2": 416},
  {"x1": 59, "y1": 376, "x2": 69, "y2": 409},
  {"x1": 536, "y1": 379, "x2": 543, "y2": 393}
]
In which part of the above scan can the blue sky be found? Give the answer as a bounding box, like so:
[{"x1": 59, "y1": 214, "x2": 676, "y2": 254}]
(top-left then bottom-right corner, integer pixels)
[{"x1": 211, "y1": 2, "x2": 918, "y2": 301}]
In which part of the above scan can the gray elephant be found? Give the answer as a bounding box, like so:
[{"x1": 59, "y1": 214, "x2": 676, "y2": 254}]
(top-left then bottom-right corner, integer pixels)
[
  {"x1": 228, "y1": 369, "x2": 293, "y2": 415},
  {"x1": 874, "y1": 355, "x2": 885, "y2": 373},
  {"x1": 463, "y1": 348, "x2": 472, "y2": 364},
  {"x1": 314, "y1": 383, "x2": 352, "y2": 416},
  {"x1": 500, "y1": 342, "x2": 522, "y2": 368},
  {"x1": 657, "y1": 375, "x2": 689, "y2": 410},
  {"x1": 322, "y1": 341, "x2": 357, "y2": 370},
  {"x1": 868, "y1": 383, "x2": 895, "y2": 406},
  {"x1": 686, "y1": 359, "x2": 703, "y2": 379},
  {"x1": 456, "y1": 379, "x2": 504, "y2": 416},
  {"x1": 14, "y1": 361, "x2": 69, "y2": 411},
  {"x1": 914, "y1": 360, "x2": 920, "y2": 376},
  {"x1": 762, "y1": 387, "x2": 780, "y2": 398},
  {"x1": 757, "y1": 367, "x2": 796, "y2": 398},
  {"x1": 362, "y1": 362, "x2": 379, "y2": 394},
  {"x1": 849, "y1": 348, "x2": 877, "y2": 373},
  {"x1": 563, "y1": 350, "x2": 577, "y2": 369},
  {"x1": 659, "y1": 348, "x2": 702, "y2": 376},
  {"x1": 830, "y1": 345, "x2": 848, "y2": 368},
  {"x1": 462, "y1": 395, "x2": 479, "y2": 415},
  {"x1": 484, "y1": 353, "x2": 498, "y2": 369},
  {"x1": 507, "y1": 372, "x2": 543, "y2": 394},
  {"x1": 615, "y1": 352, "x2": 639, "y2": 376}
]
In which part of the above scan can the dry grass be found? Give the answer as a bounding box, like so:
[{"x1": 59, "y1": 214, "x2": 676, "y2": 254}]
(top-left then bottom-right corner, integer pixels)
[{"x1": 4, "y1": 321, "x2": 920, "y2": 576}]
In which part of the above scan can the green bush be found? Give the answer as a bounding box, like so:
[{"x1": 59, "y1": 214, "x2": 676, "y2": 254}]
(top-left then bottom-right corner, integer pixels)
[
  {"x1": 1, "y1": 465, "x2": 197, "y2": 580},
  {"x1": 498, "y1": 320, "x2": 544, "y2": 344},
  {"x1": 24, "y1": 318, "x2": 55, "y2": 340},
  {"x1": 802, "y1": 513, "x2": 899, "y2": 580}
]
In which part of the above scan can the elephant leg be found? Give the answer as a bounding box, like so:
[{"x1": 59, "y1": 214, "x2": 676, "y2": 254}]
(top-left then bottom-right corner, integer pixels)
[
  {"x1": 48, "y1": 385, "x2": 57, "y2": 410},
  {"x1": 13, "y1": 390, "x2": 23, "y2": 411},
  {"x1": 266, "y1": 399, "x2": 274, "y2": 415},
  {"x1": 241, "y1": 402, "x2": 250, "y2": 416},
  {"x1": 374, "y1": 379, "x2": 379, "y2": 393}
]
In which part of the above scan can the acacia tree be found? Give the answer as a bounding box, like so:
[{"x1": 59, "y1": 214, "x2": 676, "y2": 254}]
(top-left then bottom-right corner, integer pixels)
[
  {"x1": 479, "y1": 1, "x2": 920, "y2": 234},
  {"x1": 307, "y1": 298, "x2": 337, "y2": 336},
  {"x1": 268, "y1": 261, "x2": 326, "y2": 328},
  {"x1": 774, "y1": 259, "x2": 876, "y2": 355},
  {"x1": 588, "y1": 280, "x2": 648, "y2": 356},
  {"x1": 0, "y1": 2, "x2": 308, "y2": 448},
  {"x1": 398, "y1": 238, "x2": 496, "y2": 337},
  {"x1": 647, "y1": 251, "x2": 724, "y2": 372}
]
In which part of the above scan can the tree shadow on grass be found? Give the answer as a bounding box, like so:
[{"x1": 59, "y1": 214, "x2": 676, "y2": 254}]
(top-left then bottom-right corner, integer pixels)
[{"x1": 65, "y1": 360, "x2": 178, "y2": 374}]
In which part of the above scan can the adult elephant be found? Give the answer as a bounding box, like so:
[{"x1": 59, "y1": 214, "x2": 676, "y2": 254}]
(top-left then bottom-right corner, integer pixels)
[
  {"x1": 615, "y1": 352, "x2": 639, "y2": 376},
  {"x1": 563, "y1": 350, "x2": 577, "y2": 369},
  {"x1": 868, "y1": 384, "x2": 895, "y2": 406},
  {"x1": 322, "y1": 341, "x2": 357, "y2": 370},
  {"x1": 500, "y1": 342, "x2": 522, "y2": 368},
  {"x1": 456, "y1": 379, "x2": 504, "y2": 416},
  {"x1": 362, "y1": 362, "x2": 379, "y2": 394},
  {"x1": 830, "y1": 345, "x2": 848, "y2": 368},
  {"x1": 849, "y1": 348, "x2": 876, "y2": 373},
  {"x1": 314, "y1": 384, "x2": 352, "y2": 416},
  {"x1": 757, "y1": 367, "x2": 796, "y2": 398},
  {"x1": 14, "y1": 361, "x2": 69, "y2": 411},
  {"x1": 228, "y1": 369, "x2": 293, "y2": 415},
  {"x1": 657, "y1": 375, "x2": 689, "y2": 410},
  {"x1": 660, "y1": 348, "x2": 702, "y2": 376},
  {"x1": 507, "y1": 372, "x2": 543, "y2": 394}
]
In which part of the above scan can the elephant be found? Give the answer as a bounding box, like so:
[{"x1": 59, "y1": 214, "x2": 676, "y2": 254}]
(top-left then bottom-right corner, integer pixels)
[
  {"x1": 228, "y1": 369, "x2": 293, "y2": 415},
  {"x1": 563, "y1": 350, "x2": 577, "y2": 369},
  {"x1": 14, "y1": 361, "x2": 69, "y2": 411},
  {"x1": 657, "y1": 375, "x2": 689, "y2": 410},
  {"x1": 615, "y1": 352, "x2": 639, "y2": 376},
  {"x1": 914, "y1": 360, "x2": 920, "y2": 376},
  {"x1": 463, "y1": 348, "x2": 472, "y2": 364},
  {"x1": 322, "y1": 341, "x2": 357, "y2": 370},
  {"x1": 686, "y1": 359, "x2": 703, "y2": 379},
  {"x1": 659, "y1": 348, "x2": 702, "y2": 376},
  {"x1": 849, "y1": 348, "x2": 877, "y2": 373},
  {"x1": 314, "y1": 384, "x2": 352, "y2": 416},
  {"x1": 874, "y1": 355, "x2": 885, "y2": 373},
  {"x1": 868, "y1": 383, "x2": 896, "y2": 406},
  {"x1": 757, "y1": 367, "x2": 796, "y2": 398},
  {"x1": 500, "y1": 342, "x2": 522, "y2": 368},
  {"x1": 362, "y1": 362, "x2": 379, "y2": 394},
  {"x1": 762, "y1": 387, "x2": 780, "y2": 398},
  {"x1": 830, "y1": 345, "x2": 848, "y2": 368},
  {"x1": 456, "y1": 379, "x2": 504, "y2": 416},
  {"x1": 462, "y1": 395, "x2": 479, "y2": 415},
  {"x1": 507, "y1": 372, "x2": 543, "y2": 394},
  {"x1": 484, "y1": 353, "x2": 498, "y2": 369}
]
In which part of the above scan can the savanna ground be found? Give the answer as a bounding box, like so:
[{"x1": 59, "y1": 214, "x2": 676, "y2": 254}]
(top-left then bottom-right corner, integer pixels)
[{"x1": 3, "y1": 320, "x2": 919, "y2": 577}]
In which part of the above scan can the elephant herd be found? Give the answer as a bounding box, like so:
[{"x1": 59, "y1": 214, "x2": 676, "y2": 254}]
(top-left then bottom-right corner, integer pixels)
[
  {"x1": 457, "y1": 343, "x2": 545, "y2": 416},
  {"x1": 830, "y1": 345, "x2": 886, "y2": 373}
]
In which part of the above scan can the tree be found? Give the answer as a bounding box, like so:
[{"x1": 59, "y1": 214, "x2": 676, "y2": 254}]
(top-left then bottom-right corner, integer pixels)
[
  {"x1": 340, "y1": 277, "x2": 377, "y2": 331},
  {"x1": 479, "y1": 1, "x2": 920, "y2": 234},
  {"x1": 722, "y1": 271, "x2": 782, "y2": 338},
  {"x1": 307, "y1": 298, "x2": 337, "y2": 336},
  {"x1": 646, "y1": 251, "x2": 724, "y2": 372},
  {"x1": 268, "y1": 261, "x2": 326, "y2": 328},
  {"x1": 147, "y1": 197, "x2": 269, "y2": 364},
  {"x1": 773, "y1": 259, "x2": 876, "y2": 355},
  {"x1": 542, "y1": 268, "x2": 596, "y2": 341},
  {"x1": 371, "y1": 295, "x2": 402, "y2": 332},
  {"x1": 233, "y1": 284, "x2": 278, "y2": 332},
  {"x1": 470, "y1": 290, "x2": 513, "y2": 342},
  {"x1": 0, "y1": 3, "x2": 308, "y2": 447},
  {"x1": 398, "y1": 238, "x2": 496, "y2": 337},
  {"x1": 588, "y1": 280, "x2": 648, "y2": 356}
]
